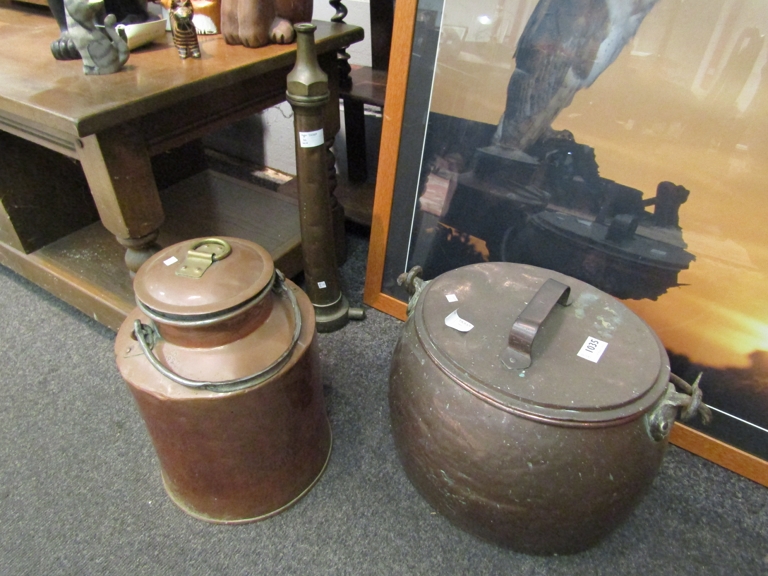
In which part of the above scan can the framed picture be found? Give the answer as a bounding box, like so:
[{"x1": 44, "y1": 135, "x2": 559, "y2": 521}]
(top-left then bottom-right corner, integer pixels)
[{"x1": 364, "y1": 0, "x2": 768, "y2": 485}]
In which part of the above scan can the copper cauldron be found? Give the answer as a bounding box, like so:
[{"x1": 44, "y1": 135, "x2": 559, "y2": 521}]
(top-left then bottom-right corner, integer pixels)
[
  {"x1": 389, "y1": 263, "x2": 706, "y2": 554},
  {"x1": 115, "y1": 237, "x2": 330, "y2": 524}
]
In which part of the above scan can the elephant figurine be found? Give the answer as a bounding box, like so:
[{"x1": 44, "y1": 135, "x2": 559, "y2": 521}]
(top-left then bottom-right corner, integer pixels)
[
  {"x1": 62, "y1": 0, "x2": 131, "y2": 74},
  {"x1": 48, "y1": 0, "x2": 149, "y2": 60}
]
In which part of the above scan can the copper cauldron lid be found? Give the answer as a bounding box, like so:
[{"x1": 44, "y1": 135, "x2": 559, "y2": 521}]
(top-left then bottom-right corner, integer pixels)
[
  {"x1": 134, "y1": 237, "x2": 274, "y2": 319},
  {"x1": 413, "y1": 262, "x2": 670, "y2": 424}
]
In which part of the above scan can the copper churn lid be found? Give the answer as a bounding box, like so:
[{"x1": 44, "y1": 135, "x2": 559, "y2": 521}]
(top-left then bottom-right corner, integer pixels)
[{"x1": 129, "y1": 237, "x2": 302, "y2": 393}]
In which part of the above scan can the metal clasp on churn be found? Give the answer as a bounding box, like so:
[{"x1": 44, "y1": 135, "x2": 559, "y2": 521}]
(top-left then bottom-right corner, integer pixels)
[{"x1": 176, "y1": 238, "x2": 232, "y2": 278}]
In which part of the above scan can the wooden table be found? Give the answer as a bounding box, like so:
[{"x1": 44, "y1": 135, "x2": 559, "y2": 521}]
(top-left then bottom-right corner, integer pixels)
[{"x1": 0, "y1": 3, "x2": 363, "y2": 330}]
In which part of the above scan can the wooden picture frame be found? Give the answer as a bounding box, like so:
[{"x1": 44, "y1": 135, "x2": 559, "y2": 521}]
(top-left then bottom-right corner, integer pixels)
[
  {"x1": 364, "y1": 0, "x2": 420, "y2": 321},
  {"x1": 364, "y1": 0, "x2": 768, "y2": 487}
]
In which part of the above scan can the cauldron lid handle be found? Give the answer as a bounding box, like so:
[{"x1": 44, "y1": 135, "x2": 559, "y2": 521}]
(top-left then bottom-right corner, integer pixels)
[{"x1": 502, "y1": 278, "x2": 571, "y2": 371}]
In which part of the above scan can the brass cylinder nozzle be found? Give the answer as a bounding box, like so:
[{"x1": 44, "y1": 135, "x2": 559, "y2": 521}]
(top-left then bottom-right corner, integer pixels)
[{"x1": 287, "y1": 23, "x2": 365, "y2": 332}]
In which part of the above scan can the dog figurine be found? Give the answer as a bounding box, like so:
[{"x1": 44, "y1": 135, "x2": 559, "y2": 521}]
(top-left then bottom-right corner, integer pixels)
[{"x1": 220, "y1": 0, "x2": 312, "y2": 48}]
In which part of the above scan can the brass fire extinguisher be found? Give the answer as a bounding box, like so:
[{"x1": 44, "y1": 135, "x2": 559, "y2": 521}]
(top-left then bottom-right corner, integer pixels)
[{"x1": 286, "y1": 23, "x2": 365, "y2": 333}]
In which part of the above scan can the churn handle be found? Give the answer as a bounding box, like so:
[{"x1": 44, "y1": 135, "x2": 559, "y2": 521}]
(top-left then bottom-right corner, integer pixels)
[
  {"x1": 501, "y1": 278, "x2": 571, "y2": 371},
  {"x1": 133, "y1": 270, "x2": 302, "y2": 393}
]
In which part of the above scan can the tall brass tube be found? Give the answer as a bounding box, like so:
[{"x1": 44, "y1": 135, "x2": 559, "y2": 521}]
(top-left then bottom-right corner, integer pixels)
[{"x1": 287, "y1": 23, "x2": 364, "y2": 332}]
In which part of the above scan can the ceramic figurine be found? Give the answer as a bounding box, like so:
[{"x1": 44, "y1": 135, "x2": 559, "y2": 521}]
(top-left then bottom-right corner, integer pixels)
[
  {"x1": 63, "y1": 0, "x2": 130, "y2": 74},
  {"x1": 170, "y1": 0, "x2": 202, "y2": 59},
  {"x1": 48, "y1": 0, "x2": 148, "y2": 61},
  {"x1": 220, "y1": 0, "x2": 312, "y2": 48}
]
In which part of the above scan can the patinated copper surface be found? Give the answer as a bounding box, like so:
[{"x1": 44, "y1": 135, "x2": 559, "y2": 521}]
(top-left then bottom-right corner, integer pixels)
[
  {"x1": 115, "y1": 237, "x2": 330, "y2": 523},
  {"x1": 389, "y1": 263, "x2": 673, "y2": 554}
]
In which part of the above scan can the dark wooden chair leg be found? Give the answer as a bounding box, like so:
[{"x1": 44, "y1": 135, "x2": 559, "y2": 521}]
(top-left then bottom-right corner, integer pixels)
[{"x1": 343, "y1": 97, "x2": 368, "y2": 183}]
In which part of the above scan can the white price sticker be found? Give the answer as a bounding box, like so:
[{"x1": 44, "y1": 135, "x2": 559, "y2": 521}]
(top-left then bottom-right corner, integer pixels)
[
  {"x1": 577, "y1": 337, "x2": 608, "y2": 363},
  {"x1": 299, "y1": 129, "x2": 325, "y2": 148},
  {"x1": 446, "y1": 294, "x2": 458, "y2": 303},
  {"x1": 318, "y1": 281, "x2": 327, "y2": 289},
  {"x1": 445, "y1": 310, "x2": 474, "y2": 333},
  {"x1": 163, "y1": 256, "x2": 179, "y2": 266}
]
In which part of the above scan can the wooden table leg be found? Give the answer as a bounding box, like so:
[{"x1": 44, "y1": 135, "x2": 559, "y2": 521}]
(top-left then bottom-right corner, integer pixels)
[
  {"x1": 77, "y1": 125, "x2": 165, "y2": 276},
  {"x1": 320, "y1": 50, "x2": 347, "y2": 265},
  {"x1": 342, "y1": 96, "x2": 368, "y2": 183}
]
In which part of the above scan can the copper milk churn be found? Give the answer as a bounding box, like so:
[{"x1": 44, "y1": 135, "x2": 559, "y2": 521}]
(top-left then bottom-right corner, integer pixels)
[
  {"x1": 115, "y1": 237, "x2": 330, "y2": 524},
  {"x1": 390, "y1": 263, "x2": 706, "y2": 554}
]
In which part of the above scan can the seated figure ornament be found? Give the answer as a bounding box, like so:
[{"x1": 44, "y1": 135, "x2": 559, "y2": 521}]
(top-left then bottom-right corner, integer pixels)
[
  {"x1": 48, "y1": 0, "x2": 148, "y2": 61},
  {"x1": 62, "y1": 0, "x2": 130, "y2": 74}
]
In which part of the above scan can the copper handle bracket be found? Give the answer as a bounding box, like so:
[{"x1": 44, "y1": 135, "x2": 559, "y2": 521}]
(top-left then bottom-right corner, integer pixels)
[
  {"x1": 646, "y1": 372, "x2": 713, "y2": 441},
  {"x1": 398, "y1": 266, "x2": 428, "y2": 317},
  {"x1": 501, "y1": 278, "x2": 571, "y2": 371},
  {"x1": 176, "y1": 238, "x2": 232, "y2": 278}
]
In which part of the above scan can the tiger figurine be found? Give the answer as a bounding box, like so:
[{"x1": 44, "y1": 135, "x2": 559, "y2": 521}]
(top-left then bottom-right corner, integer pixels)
[{"x1": 170, "y1": 0, "x2": 201, "y2": 59}]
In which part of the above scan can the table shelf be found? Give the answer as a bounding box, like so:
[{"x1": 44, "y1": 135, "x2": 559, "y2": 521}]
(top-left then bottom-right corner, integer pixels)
[{"x1": 0, "y1": 170, "x2": 302, "y2": 330}]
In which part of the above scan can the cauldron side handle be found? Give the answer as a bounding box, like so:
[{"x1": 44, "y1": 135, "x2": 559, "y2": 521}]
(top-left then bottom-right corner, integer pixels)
[{"x1": 398, "y1": 266, "x2": 429, "y2": 317}]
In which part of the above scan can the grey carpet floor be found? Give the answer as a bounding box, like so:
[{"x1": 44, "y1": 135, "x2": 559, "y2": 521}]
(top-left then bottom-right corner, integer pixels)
[{"x1": 1, "y1": 227, "x2": 766, "y2": 576}]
